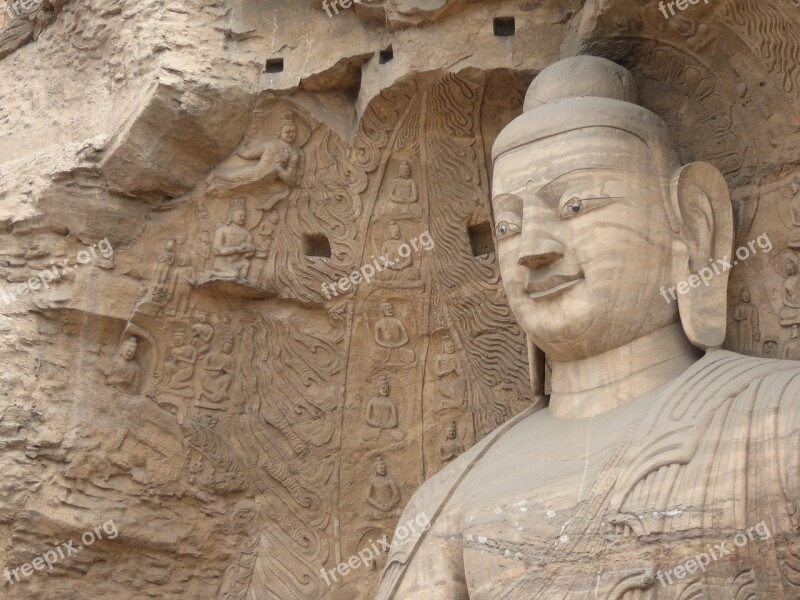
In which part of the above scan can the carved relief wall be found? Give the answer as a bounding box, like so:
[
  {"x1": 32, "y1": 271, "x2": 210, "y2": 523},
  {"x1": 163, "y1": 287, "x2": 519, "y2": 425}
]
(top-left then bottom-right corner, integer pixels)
[{"x1": 0, "y1": 0, "x2": 799, "y2": 598}]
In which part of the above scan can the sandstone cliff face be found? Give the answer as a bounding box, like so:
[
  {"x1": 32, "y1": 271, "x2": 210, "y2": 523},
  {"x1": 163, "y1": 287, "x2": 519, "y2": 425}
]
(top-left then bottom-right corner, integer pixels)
[{"x1": 0, "y1": 0, "x2": 798, "y2": 598}]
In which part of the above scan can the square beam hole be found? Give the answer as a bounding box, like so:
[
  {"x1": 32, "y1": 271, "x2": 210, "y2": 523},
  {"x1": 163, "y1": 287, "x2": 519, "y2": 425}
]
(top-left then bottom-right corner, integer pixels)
[
  {"x1": 266, "y1": 58, "x2": 284, "y2": 73},
  {"x1": 379, "y1": 45, "x2": 394, "y2": 64},
  {"x1": 494, "y1": 16, "x2": 515, "y2": 37},
  {"x1": 304, "y1": 234, "x2": 332, "y2": 258},
  {"x1": 468, "y1": 222, "x2": 494, "y2": 257}
]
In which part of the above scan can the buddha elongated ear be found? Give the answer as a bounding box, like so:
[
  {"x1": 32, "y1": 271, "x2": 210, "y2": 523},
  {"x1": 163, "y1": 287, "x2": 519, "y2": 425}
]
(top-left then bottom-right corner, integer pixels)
[{"x1": 669, "y1": 162, "x2": 734, "y2": 350}]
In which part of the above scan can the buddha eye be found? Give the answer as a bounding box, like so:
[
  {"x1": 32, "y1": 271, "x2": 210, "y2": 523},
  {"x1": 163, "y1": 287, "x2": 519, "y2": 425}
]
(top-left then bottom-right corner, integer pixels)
[
  {"x1": 559, "y1": 194, "x2": 617, "y2": 219},
  {"x1": 561, "y1": 197, "x2": 584, "y2": 218},
  {"x1": 495, "y1": 220, "x2": 520, "y2": 240}
]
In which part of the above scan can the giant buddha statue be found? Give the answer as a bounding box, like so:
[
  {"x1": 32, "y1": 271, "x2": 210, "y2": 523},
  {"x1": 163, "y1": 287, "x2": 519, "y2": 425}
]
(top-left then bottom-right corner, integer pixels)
[{"x1": 375, "y1": 56, "x2": 800, "y2": 599}]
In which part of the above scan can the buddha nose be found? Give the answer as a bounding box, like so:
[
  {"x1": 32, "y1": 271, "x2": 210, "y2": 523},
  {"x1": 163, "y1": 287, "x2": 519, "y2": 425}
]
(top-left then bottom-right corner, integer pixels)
[{"x1": 518, "y1": 237, "x2": 565, "y2": 268}]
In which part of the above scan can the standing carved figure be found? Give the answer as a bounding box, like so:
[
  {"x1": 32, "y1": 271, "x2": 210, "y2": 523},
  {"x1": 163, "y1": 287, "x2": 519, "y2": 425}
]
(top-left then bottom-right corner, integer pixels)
[
  {"x1": 732, "y1": 287, "x2": 759, "y2": 354},
  {"x1": 788, "y1": 178, "x2": 800, "y2": 249}
]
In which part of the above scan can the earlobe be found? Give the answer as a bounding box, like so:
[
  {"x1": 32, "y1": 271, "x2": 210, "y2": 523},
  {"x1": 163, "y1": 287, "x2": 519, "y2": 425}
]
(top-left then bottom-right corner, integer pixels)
[{"x1": 670, "y1": 162, "x2": 734, "y2": 350}]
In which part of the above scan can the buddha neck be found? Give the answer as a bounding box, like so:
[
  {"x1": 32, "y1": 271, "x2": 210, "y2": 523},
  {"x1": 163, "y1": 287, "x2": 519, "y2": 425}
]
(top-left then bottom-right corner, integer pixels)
[{"x1": 549, "y1": 323, "x2": 702, "y2": 419}]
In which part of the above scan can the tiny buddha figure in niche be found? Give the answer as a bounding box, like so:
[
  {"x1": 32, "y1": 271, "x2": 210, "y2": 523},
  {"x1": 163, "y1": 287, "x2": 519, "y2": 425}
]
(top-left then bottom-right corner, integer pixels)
[
  {"x1": 784, "y1": 324, "x2": 800, "y2": 360},
  {"x1": 374, "y1": 301, "x2": 416, "y2": 364},
  {"x1": 788, "y1": 177, "x2": 800, "y2": 249},
  {"x1": 435, "y1": 334, "x2": 466, "y2": 410},
  {"x1": 366, "y1": 455, "x2": 401, "y2": 520},
  {"x1": 388, "y1": 160, "x2": 418, "y2": 215},
  {"x1": 379, "y1": 221, "x2": 420, "y2": 281},
  {"x1": 779, "y1": 255, "x2": 800, "y2": 326},
  {"x1": 191, "y1": 311, "x2": 215, "y2": 359},
  {"x1": 360, "y1": 375, "x2": 404, "y2": 442},
  {"x1": 376, "y1": 55, "x2": 800, "y2": 600},
  {"x1": 151, "y1": 235, "x2": 177, "y2": 306},
  {"x1": 169, "y1": 252, "x2": 195, "y2": 317},
  {"x1": 213, "y1": 198, "x2": 256, "y2": 280},
  {"x1": 199, "y1": 335, "x2": 235, "y2": 405},
  {"x1": 439, "y1": 420, "x2": 465, "y2": 463},
  {"x1": 731, "y1": 286, "x2": 759, "y2": 354},
  {"x1": 105, "y1": 336, "x2": 142, "y2": 395},
  {"x1": 160, "y1": 327, "x2": 197, "y2": 399}
]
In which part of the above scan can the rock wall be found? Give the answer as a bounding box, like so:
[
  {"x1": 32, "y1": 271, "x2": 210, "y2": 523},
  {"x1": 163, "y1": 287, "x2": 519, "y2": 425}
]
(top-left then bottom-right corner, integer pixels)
[{"x1": 0, "y1": 0, "x2": 798, "y2": 598}]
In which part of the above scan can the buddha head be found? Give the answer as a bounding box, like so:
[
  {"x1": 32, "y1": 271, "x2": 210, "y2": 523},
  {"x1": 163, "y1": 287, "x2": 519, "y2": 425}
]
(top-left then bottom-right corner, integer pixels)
[
  {"x1": 492, "y1": 56, "x2": 733, "y2": 365},
  {"x1": 121, "y1": 336, "x2": 138, "y2": 360},
  {"x1": 279, "y1": 112, "x2": 298, "y2": 144},
  {"x1": 173, "y1": 328, "x2": 186, "y2": 347},
  {"x1": 399, "y1": 160, "x2": 411, "y2": 179},
  {"x1": 227, "y1": 199, "x2": 248, "y2": 226},
  {"x1": 378, "y1": 375, "x2": 390, "y2": 396}
]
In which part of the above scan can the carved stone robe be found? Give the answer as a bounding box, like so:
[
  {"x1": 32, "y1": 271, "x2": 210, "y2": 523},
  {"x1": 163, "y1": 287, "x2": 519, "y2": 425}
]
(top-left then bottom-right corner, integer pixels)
[{"x1": 376, "y1": 350, "x2": 800, "y2": 599}]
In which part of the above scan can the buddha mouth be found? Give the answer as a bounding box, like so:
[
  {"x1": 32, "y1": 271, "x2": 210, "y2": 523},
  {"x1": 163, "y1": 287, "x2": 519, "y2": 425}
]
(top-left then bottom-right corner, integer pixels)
[{"x1": 526, "y1": 273, "x2": 583, "y2": 299}]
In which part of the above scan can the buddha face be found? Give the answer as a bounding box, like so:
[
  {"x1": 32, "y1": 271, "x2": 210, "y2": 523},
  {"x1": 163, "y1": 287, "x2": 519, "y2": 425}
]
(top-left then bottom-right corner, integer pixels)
[
  {"x1": 741, "y1": 289, "x2": 751, "y2": 302},
  {"x1": 281, "y1": 124, "x2": 297, "y2": 144},
  {"x1": 122, "y1": 339, "x2": 137, "y2": 360},
  {"x1": 787, "y1": 258, "x2": 798, "y2": 276},
  {"x1": 233, "y1": 208, "x2": 247, "y2": 226},
  {"x1": 165, "y1": 238, "x2": 176, "y2": 252},
  {"x1": 382, "y1": 303, "x2": 394, "y2": 317},
  {"x1": 399, "y1": 162, "x2": 411, "y2": 178},
  {"x1": 376, "y1": 461, "x2": 387, "y2": 476},
  {"x1": 446, "y1": 423, "x2": 456, "y2": 439},
  {"x1": 493, "y1": 128, "x2": 678, "y2": 360},
  {"x1": 378, "y1": 380, "x2": 389, "y2": 395},
  {"x1": 173, "y1": 332, "x2": 185, "y2": 347},
  {"x1": 389, "y1": 224, "x2": 400, "y2": 240},
  {"x1": 223, "y1": 341, "x2": 233, "y2": 354}
]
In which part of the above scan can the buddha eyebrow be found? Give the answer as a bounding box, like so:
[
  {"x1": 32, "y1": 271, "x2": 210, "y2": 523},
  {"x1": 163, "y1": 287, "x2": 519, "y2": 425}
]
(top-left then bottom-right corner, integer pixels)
[
  {"x1": 533, "y1": 167, "x2": 640, "y2": 201},
  {"x1": 492, "y1": 193, "x2": 522, "y2": 214}
]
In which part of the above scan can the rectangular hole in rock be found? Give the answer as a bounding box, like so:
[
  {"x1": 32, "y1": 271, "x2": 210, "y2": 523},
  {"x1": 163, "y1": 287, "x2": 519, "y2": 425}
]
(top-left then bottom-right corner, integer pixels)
[
  {"x1": 304, "y1": 234, "x2": 332, "y2": 258},
  {"x1": 494, "y1": 16, "x2": 515, "y2": 37},
  {"x1": 468, "y1": 222, "x2": 494, "y2": 257},
  {"x1": 379, "y1": 45, "x2": 394, "y2": 64},
  {"x1": 266, "y1": 58, "x2": 284, "y2": 73}
]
